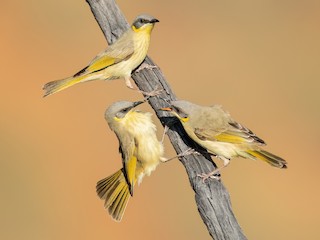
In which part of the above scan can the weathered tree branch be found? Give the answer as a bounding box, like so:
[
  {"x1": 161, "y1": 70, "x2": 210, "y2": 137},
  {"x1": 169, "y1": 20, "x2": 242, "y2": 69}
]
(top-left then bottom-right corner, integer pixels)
[{"x1": 86, "y1": 0, "x2": 247, "y2": 239}]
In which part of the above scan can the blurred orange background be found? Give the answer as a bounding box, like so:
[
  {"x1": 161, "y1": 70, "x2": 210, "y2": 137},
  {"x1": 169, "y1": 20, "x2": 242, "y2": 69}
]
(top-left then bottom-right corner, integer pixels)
[{"x1": 1, "y1": 0, "x2": 319, "y2": 239}]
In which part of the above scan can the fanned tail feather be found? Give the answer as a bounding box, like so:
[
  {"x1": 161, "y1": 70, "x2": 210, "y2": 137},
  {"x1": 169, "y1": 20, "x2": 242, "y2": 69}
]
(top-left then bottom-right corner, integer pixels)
[
  {"x1": 245, "y1": 149, "x2": 287, "y2": 169},
  {"x1": 96, "y1": 169, "x2": 131, "y2": 222}
]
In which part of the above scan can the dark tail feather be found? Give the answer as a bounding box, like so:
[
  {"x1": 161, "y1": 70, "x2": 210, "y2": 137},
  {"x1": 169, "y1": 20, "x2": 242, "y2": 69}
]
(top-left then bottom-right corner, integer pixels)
[{"x1": 246, "y1": 149, "x2": 287, "y2": 169}]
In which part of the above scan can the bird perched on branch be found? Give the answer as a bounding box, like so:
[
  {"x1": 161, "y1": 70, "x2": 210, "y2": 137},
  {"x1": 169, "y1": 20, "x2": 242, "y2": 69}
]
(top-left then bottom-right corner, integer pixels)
[
  {"x1": 161, "y1": 100, "x2": 287, "y2": 181},
  {"x1": 97, "y1": 100, "x2": 164, "y2": 221},
  {"x1": 43, "y1": 14, "x2": 159, "y2": 97}
]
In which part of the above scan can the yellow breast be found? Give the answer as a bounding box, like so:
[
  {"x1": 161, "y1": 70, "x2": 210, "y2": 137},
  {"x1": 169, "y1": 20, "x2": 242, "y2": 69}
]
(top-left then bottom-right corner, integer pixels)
[
  {"x1": 131, "y1": 26, "x2": 153, "y2": 67},
  {"x1": 124, "y1": 111, "x2": 163, "y2": 183}
]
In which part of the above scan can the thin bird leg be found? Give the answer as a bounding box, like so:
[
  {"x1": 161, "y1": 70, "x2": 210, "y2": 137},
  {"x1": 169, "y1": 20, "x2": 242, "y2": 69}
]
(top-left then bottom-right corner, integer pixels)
[
  {"x1": 125, "y1": 76, "x2": 135, "y2": 90},
  {"x1": 197, "y1": 156, "x2": 230, "y2": 182},
  {"x1": 161, "y1": 148, "x2": 200, "y2": 163},
  {"x1": 135, "y1": 62, "x2": 159, "y2": 73},
  {"x1": 161, "y1": 125, "x2": 169, "y2": 143},
  {"x1": 125, "y1": 76, "x2": 163, "y2": 98}
]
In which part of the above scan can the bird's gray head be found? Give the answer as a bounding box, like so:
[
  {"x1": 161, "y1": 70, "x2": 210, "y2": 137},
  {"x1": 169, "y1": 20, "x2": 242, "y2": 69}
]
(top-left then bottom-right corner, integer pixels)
[
  {"x1": 132, "y1": 14, "x2": 159, "y2": 30},
  {"x1": 105, "y1": 101, "x2": 144, "y2": 123}
]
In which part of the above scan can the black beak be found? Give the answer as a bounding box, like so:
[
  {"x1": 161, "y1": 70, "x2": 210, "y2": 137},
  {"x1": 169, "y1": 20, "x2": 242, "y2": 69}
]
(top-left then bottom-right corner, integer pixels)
[
  {"x1": 150, "y1": 18, "x2": 160, "y2": 24},
  {"x1": 132, "y1": 100, "x2": 145, "y2": 108}
]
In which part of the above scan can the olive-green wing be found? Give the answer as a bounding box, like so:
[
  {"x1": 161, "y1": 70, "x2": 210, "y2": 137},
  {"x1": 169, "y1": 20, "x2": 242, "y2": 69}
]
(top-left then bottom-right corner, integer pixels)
[
  {"x1": 191, "y1": 104, "x2": 265, "y2": 145},
  {"x1": 74, "y1": 31, "x2": 135, "y2": 76},
  {"x1": 194, "y1": 121, "x2": 265, "y2": 145},
  {"x1": 118, "y1": 134, "x2": 137, "y2": 196}
]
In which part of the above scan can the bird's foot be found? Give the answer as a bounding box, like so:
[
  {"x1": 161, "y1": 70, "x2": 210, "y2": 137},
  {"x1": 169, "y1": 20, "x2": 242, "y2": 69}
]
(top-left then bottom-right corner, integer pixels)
[
  {"x1": 197, "y1": 171, "x2": 221, "y2": 183},
  {"x1": 140, "y1": 87, "x2": 164, "y2": 100},
  {"x1": 135, "y1": 63, "x2": 159, "y2": 73},
  {"x1": 160, "y1": 148, "x2": 200, "y2": 163},
  {"x1": 177, "y1": 148, "x2": 201, "y2": 158}
]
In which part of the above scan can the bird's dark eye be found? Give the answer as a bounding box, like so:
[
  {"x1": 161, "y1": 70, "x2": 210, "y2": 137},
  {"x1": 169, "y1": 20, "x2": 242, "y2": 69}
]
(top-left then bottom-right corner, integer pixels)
[
  {"x1": 121, "y1": 108, "x2": 129, "y2": 113},
  {"x1": 115, "y1": 108, "x2": 129, "y2": 119},
  {"x1": 175, "y1": 107, "x2": 182, "y2": 114},
  {"x1": 140, "y1": 19, "x2": 148, "y2": 24},
  {"x1": 175, "y1": 107, "x2": 188, "y2": 119}
]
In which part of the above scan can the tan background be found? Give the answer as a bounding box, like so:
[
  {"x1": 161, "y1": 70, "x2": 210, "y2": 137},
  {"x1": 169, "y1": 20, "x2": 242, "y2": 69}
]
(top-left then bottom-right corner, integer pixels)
[{"x1": 1, "y1": 0, "x2": 319, "y2": 239}]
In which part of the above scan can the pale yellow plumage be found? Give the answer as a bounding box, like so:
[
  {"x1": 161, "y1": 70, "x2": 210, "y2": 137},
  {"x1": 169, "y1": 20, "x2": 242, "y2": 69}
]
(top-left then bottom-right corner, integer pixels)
[
  {"x1": 161, "y1": 100, "x2": 287, "y2": 180},
  {"x1": 43, "y1": 14, "x2": 159, "y2": 97},
  {"x1": 97, "y1": 101, "x2": 164, "y2": 221}
]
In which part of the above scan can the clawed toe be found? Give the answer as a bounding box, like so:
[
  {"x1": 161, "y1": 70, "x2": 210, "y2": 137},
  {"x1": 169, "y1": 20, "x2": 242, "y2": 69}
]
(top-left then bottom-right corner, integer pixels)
[
  {"x1": 197, "y1": 172, "x2": 220, "y2": 183},
  {"x1": 135, "y1": 63, "x2": 159, "y2": 73},
  {"x1": 140, "y1": 88, "x2": 164, "y2": 99},
  {"x1": 177, "y1": 148, "x2": 201, "y2": 159}
]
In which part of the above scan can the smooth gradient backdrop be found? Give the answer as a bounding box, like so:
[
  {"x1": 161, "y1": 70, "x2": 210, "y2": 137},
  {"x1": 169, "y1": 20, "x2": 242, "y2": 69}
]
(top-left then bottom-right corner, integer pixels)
[{"x1": 1, "y1": 0, "x2": 319, "y2": 239}]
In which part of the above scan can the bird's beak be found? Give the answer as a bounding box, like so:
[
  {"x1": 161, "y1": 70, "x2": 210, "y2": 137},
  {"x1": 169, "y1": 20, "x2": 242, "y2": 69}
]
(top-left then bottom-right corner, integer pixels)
[
  {"x1": 132, "y1": 100, "x2": 145, "y2": 108},
  {"x1": 160, "y1": 107, "x2": 172, "y2": 112},
  {"x1": 150, "y1": 18, "x2": 160, "y2": 24}
]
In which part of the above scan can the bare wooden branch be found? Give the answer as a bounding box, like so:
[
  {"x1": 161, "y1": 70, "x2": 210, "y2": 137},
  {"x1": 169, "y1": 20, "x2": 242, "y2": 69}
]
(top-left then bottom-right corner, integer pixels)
[{"x1": 86, "y1": 0, "x2": 247, "y2": 239}]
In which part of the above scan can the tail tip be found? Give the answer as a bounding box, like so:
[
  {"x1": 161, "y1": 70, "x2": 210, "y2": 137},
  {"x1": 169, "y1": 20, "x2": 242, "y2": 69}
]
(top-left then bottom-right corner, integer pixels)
[
  {"x1": 42, "y1": 91, "x2": 50, "y2": 98},
  {"x1": 42, "y1": 82, "x2": 55, "y2": 97}
]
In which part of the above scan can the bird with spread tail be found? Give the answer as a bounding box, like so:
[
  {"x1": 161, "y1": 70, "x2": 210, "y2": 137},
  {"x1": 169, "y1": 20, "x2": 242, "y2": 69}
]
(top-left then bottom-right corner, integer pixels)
[
  {"x1": 97, "y1": 100, "x2": 164, "y2": 221},
  {"x1": 43, "y1": 14, "x2": 159, "y2": 97},
  {"x1": 161, "y1": 100, "x2": 287, "y2": 180}
]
